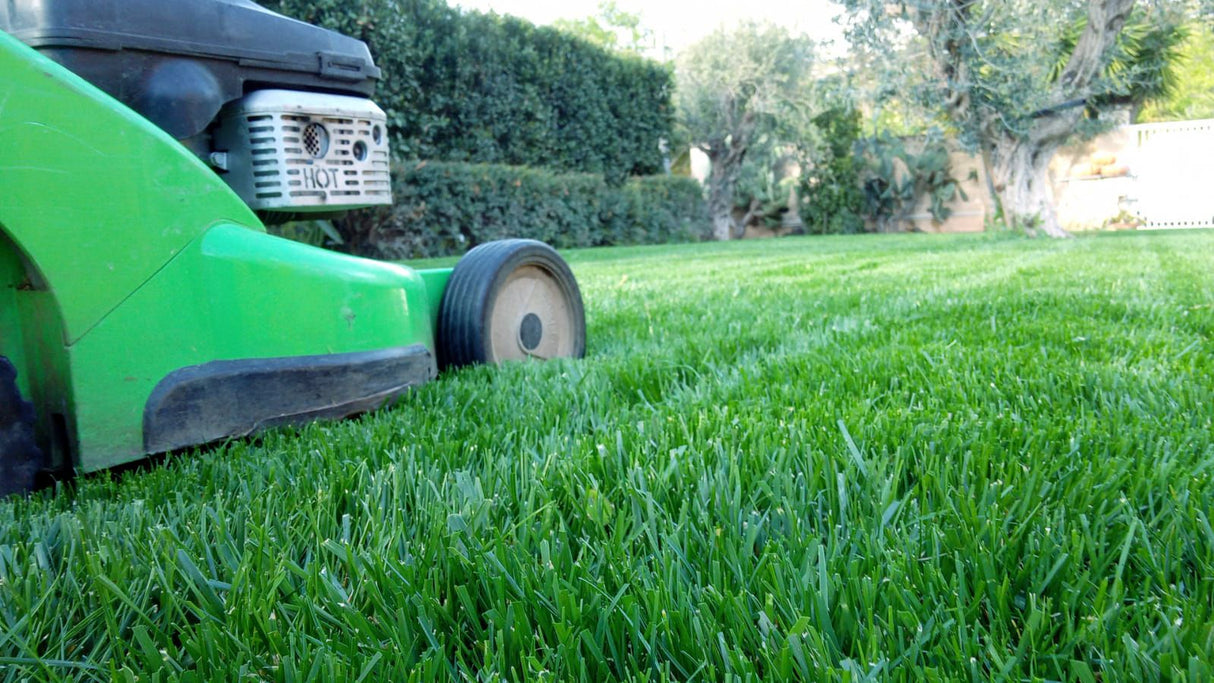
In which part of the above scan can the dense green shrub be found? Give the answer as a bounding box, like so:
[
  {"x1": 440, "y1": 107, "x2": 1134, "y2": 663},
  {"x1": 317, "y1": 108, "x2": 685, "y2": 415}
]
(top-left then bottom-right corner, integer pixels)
[
  {"x1": 799, "y1": 107, "x2": 866, "y2": 235},
  {"x1": 335, "y1": 163, "x2": 709, "y2": 259},
  {"x1": 857, "y1": 129, "x2": 967, "y2": 233},
  {"x1": 794, "y1": 108, "x2": 967, "y2": 234},
  {"x1": 259, "y1": 0, "x2": 673, "y2": 181}
]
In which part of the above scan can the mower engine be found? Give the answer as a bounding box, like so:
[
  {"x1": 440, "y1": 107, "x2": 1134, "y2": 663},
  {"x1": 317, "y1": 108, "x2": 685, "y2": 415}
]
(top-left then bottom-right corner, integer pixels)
[{"x1": 0, "y1": 0, "x2": 392, "y2": 217}]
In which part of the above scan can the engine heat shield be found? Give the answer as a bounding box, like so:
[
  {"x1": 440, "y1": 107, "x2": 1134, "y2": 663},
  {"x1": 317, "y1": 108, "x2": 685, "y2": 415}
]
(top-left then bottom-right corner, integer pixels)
[{"x1": 213, "y1": 90, "x2": 392, "y2": 213}]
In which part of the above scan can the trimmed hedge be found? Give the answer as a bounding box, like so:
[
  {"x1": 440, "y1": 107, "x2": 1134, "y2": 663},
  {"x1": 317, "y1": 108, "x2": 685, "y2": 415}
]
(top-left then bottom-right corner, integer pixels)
[
  {"x1": 335, "y1": 163, "x2": 710, "y2": 259},
  {"x1": 258, "y1": 0, "x2": 673, "y2": 182}
]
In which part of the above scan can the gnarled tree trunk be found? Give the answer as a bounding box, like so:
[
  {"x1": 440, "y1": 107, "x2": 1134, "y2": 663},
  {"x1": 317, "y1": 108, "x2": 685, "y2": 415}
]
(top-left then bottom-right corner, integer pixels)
[
  {"x1": 706, "y1": 152, "x2": 738, "y2": 241},
  {"x1": 989, "y1": 135, "x2": 1069, "y2": 238},
  {"x1": 705, "y1": 136, "x2": 750, "y2": 241}
]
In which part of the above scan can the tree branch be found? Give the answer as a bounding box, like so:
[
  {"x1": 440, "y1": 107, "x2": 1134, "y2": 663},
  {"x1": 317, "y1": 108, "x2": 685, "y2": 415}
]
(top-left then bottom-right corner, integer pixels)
[
  {"x1": 909, "y1": 0, "x2": 979, "y2": 125},
  {"x1": 1024, "y1": 0, "x2": 1137, "y2": 148},
  {"x1": 1056, "y1": 0, "x2": 1136, "y2": 95}
]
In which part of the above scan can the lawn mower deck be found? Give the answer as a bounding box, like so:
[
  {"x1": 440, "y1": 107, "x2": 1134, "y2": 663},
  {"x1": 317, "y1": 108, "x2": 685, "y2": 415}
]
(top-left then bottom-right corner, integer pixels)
[{"x1": 0, "y1": 2, "x2": 586, "y2": 495}]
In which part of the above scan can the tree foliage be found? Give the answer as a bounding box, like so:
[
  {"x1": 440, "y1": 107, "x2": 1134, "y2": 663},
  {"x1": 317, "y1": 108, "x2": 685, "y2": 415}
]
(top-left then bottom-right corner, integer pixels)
[
  {"x1": 259, "y1": 0, "x2": 673, "y2": 182},
  {"x1": 1139, "y1": 18, "x2": 1214, "y2": 122},
  {"x1": 675, "y1": 23, "x2": 818, "y2": 240},
  {"x1": 552, "y1": 1, "x2": 655, "y2": 57}
]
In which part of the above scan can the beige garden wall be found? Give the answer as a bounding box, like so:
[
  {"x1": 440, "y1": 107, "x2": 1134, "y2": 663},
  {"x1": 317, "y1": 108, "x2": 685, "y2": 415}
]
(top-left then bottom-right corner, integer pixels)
[
  {"x1": 699, "y1": 119, "x2": 1214, "y2": 235},
  {"x1": 907, "y1": 119, "x2": 1214, "y2": 233}
]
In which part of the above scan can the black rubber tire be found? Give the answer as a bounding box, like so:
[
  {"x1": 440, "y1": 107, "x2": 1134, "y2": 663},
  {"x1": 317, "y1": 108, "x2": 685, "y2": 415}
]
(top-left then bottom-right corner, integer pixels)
[
  {"x1": 438, "y1": 239, "x2": 586, "y2": 369},
  {"x1": 0, "y1": 357, "x2": 42, "y2": 497}
]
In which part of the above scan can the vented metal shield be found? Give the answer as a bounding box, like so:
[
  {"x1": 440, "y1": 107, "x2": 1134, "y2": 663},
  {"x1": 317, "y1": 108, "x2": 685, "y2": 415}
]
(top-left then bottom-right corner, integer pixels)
[{"x1": 213, "y1": 90, "x2": 391, "y2": 213}]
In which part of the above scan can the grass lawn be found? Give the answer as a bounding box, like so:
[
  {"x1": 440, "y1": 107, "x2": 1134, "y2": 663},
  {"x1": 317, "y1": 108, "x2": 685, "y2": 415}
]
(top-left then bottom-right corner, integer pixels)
[{"x1": 2, "y1": 230, "x2": 1213, "y2": 681}]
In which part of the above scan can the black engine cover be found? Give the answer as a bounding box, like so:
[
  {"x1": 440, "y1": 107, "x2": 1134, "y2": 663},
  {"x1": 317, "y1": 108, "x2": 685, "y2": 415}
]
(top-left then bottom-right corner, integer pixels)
[{"x1": 0, "y1": 0, "x2": 380, "y2": 144}]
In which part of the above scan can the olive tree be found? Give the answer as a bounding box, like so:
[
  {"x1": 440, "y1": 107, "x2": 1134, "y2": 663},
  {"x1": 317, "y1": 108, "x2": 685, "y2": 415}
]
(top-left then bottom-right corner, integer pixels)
[
  {"x1": 842, "y1": 0, "x2": 1181, "y2": 237},
  {"x1": 553, "y1": 1, "x2": 654, "y2": 56},
  {"x1": 675, "y1": 23, "x2": 818, "y2": 240}
]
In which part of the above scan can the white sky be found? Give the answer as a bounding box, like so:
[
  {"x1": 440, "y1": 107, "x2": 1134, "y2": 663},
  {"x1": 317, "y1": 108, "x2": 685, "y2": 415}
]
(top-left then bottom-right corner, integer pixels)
[{"x1": 451, "y1": 0, "x2": 848, "y2": 57}]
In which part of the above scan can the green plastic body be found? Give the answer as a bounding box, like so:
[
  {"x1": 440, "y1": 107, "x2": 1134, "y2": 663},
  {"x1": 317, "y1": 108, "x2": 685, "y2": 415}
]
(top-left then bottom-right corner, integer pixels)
[{"x1": 0, "y1": 32, "x2": 452, "y2": 473}]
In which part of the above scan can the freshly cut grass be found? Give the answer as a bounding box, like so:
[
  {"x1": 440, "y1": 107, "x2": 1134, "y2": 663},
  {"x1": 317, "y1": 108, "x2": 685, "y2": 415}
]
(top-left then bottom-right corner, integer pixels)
[{"x1": 2, "y1": 231, "x2": 1213, "y2": 681}]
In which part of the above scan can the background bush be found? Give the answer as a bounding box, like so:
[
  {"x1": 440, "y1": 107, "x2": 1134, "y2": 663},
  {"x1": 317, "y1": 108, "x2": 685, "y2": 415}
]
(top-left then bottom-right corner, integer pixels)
[
  {"x1": 777, "y1": 109, "x2": 965, "y2": 235},
  {"x1": 855, "y1": 128, "x2": 967, "y2": 233},
  {"x1": 257, "y1": 0, "x2": 685, "y2": 255},
  {"x1": 336, "y1": 163, "x2": 710, "y2": 259},
  {"x1": 799, "y1": 107, "x2": 866, "y2": 235},
  {"x1": 259, "y1": 0, "x2": 673, "y2": 182}
]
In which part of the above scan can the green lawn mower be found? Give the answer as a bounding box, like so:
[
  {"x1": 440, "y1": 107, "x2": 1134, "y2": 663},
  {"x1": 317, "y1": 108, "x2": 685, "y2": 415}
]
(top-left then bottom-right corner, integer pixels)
[{"x1": 0, "y1": 0, "x2": 586, "y2": 496}]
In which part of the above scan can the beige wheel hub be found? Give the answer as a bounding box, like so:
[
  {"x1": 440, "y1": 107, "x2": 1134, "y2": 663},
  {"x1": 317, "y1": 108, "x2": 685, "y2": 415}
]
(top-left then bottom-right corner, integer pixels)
[{"x1": 488, "y1": 265, "x2": 576, "y2": 362}]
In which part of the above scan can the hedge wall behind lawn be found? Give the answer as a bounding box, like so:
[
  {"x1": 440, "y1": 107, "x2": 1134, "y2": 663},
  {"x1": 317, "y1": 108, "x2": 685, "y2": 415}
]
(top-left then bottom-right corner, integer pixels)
[
  {"x1": 259, "y1": 0, "x2": 674, "y2": 182},
  {"x1": 336, "y1": 163, "x2": 710, "y2": 259}
]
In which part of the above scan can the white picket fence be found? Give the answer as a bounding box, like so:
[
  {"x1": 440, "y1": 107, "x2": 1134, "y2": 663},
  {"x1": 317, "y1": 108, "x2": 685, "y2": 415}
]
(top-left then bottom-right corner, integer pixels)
[{"x1": 1127, "y1": 119, "x2": 1214, "y2": 229}]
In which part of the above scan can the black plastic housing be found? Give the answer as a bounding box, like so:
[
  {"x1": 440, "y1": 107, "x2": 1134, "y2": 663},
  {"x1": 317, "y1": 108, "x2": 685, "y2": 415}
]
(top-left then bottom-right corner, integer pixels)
[{"x1": 0, "y1": 0, "x2": 381, "y2": 145}]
